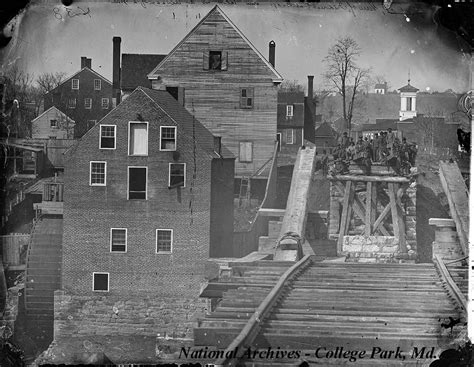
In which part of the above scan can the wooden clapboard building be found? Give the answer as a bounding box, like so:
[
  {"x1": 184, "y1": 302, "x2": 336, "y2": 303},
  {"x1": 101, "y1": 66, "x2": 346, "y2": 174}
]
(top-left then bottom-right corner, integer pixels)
[{"x1": 147, "y1": 5, "x2": 283, "y2": 179}]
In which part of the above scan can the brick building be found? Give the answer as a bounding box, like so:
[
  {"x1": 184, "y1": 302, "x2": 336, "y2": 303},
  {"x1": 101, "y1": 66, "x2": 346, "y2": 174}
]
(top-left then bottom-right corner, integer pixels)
[
  {"x1": 277, "y1": 91, "x2": 305, "y2": 160},
  {"x1": 52, "y1": 87, "x2": 235, "y2": 353},
  {"x1": 44, "y1": 57, "x2": 113, "y2": 138},
  {"x1": 146, "y1": 5, "x2": 283, "y2": 179}
]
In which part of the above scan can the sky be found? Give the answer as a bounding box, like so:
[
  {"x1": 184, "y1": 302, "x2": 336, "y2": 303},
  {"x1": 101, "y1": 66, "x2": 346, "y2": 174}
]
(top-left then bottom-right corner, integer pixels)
[{"x1": 1, "y1": 0, "x2": 471, "y2": 93}]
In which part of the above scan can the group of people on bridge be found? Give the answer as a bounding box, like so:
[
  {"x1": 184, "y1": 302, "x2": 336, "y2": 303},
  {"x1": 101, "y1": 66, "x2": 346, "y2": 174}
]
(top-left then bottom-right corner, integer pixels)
[{"x1": 329, "y1": 128, "x2": 417, "y2": 175}]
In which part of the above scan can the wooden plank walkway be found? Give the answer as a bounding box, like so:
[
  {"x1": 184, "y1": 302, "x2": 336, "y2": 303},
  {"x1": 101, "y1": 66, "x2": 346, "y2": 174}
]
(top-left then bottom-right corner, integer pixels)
[{"x1": 439, "y1": 161, "x2": 469, "y2": 255}]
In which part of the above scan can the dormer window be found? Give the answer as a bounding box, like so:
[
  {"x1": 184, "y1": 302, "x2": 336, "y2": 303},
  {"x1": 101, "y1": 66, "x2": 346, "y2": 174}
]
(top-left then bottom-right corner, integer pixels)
[
  {"x1": 72, "y1": 79, "x2": 79, "y2": 90},
  {"x1": 240, "y1": 88, "x2": 254, "y2": 109},
  {"x1": 203, "y1": 51, "x2": 228, "y2": 71},
  {"x1": 94, "y1": 79, "x2": 102, "y2": 91}
]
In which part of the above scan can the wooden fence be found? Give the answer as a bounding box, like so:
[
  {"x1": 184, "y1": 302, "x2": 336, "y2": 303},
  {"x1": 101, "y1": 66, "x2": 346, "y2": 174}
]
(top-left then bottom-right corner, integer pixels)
[{"x1": 1, "y1": 234, "x2": 30, "y2": 267}]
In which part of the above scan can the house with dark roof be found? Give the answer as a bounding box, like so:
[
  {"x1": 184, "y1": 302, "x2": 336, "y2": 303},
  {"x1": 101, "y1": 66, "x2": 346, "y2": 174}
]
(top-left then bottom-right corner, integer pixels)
[
  {"x1": 374, "y1": 82, "x2": 387, "y2": 94},
  {"x1": 120, "y1": 53, "x2": 166, "y2": 97},
  {"x1": 314, "y1": 122, "x2": 338, "y2": 152},
  {"x1": 277, "y1": 91, "x2": 305, "y2": 158},
  {"x1": 44, "y1": 57, "x2": 113, "y2": 138},
  {"x1": 147, "y1": 5, "x2": 283, "y2": 180}
]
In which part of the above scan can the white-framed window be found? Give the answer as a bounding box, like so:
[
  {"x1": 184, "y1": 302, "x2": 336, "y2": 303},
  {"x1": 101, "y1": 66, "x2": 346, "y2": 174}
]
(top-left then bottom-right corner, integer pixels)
[
  {"x1": 240, "y1": 88, "x2": 254, "y2": 109},
  {"x1": 239, "y1": 141, "x2": 253, "y2": 163},
  {"x1": 128, "y1": 166, "x2": 147, "y2": 200},
  {"x1": 128, "y1": 122, "x2": 148, "y2": 156},
  {"x1": 100, "y1": 125, "x2": 116, "y2": 149},
  {"x1": 286, "y1": 105, "x2": 294, "y2": 117},
  {"x1": 68, "y1": 98, "x2": 76, "y2": 109},
  {"x1": 286, "y1": 129, "x2": 294, "y2": 144},
  {"x1": 72, "y1": 79, "x2": 79, "y2": 90},
  {"x1": 156, "y1": 229, "x2": 173, "y2": 254},
  {"x1": 92, "y1": 272, "x2": 109, "y2": 292},
  {"x1": 84, "y1": 98, "x2": 92, "y2": 109},
  {"x1": 50, "y1": 119, "x2": 58, "y2": 128},
  {"x1": 110, "y1": 228, "x2": 127, "y2": 253},
  {"x1": 169, "y1": 163, "x2": 186, "y2": 188},
  {"x1": 160, "y1": 126, "x2": 177, "y2": 151},
  {"x1": 101, "y1": 98, "x2": 109, "y2": 109},
  {"x1": 407, "y1": 97, "x2": 413, "y2": 111},
  {"x1": 94, "y1": 79, "x2": 102, "y2": 91},
  {"x1": 90, "y1": 161, "x2": 106, "y2": 186}
]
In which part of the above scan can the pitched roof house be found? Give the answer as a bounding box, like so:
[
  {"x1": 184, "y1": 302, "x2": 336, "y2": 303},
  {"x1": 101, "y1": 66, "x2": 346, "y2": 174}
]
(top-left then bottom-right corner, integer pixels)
[
  {"x1": 44, "y1": 57, "x2": 113, "y2": 138},
  {"x1": 147, "y1": 5, "x2": 283, "y2": 179},
  {"x1": 31, "y1": 106, "x2": 75, "y2": 139}
]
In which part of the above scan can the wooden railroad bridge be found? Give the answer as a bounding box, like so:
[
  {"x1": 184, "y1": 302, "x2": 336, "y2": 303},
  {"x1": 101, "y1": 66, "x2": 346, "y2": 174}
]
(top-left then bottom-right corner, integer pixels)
[{"x1": 192, "y1": 148, "x2": 468, "y2": 366}]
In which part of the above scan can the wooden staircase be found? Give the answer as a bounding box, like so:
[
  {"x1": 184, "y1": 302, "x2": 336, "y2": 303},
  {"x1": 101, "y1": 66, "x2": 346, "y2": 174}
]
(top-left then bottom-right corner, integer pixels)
[
  {"x1": 24, "y1": 217, "x2": 63, "y2": 343},
  {"x1": 196, "y1": 261, "x2": 462, "y2": 366}
]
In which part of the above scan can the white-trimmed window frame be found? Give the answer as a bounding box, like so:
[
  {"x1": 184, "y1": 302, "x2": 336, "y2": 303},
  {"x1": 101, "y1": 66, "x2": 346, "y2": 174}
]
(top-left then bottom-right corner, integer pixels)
[
  {"x1": 99, "y1": 124, "x2": 116, "y2": 150},
  {"x1": 110, "y1": 228, "x2": 127, "y2": 253},
  {"x1": 84, "y1": 98, "x2": 92, "y2": 109},
  {"x1": 127, "y1": 166, "x2": 148, "y2": 200},
  {"x1": 286, "y1": 105, "x2": 294, "y2": 117},
  {"x1": 156, "y1": 229, "x2": 173, "y2": 254},
  {"x1": 286, "y1": 129, "x2": 294, "y2": 144},
  {"x1": 239, "y1": 141, "x2": 253, "y2": 163},
  {"x1": 72, "y1": 79, "x2": 79, "y2": 90},
  {"x1": 101, "y1": 98, "x2": 109, "y2": 109},
  {"x1": 168, "y1": 163, "x2": 186, "y2": 188},
  {"x1": 68, "y1": 98, "x2": 76, "y2": 109},
  {"x1": 89, "y1": 161, "x2": 107, "y2": 186},
  {"x1": 94, "y1": 79, "x2": 102, "y2": 91},
  {"x1": 92, "y1": 272, "x2": 109, "y2": 292},
  {"x1": 128, "y1": 121, "x2": 149, "y2": 156},
  {"x1": 159, "y1": 126, "x2": 177, "y2": 151}
]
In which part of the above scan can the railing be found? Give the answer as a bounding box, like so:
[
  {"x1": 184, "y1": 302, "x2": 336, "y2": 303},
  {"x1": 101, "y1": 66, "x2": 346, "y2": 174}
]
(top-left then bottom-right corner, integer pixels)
[
  {"x1": 232, "y1": 143, "x2": 279, "y2": 257},
  {"x1": 43, "y1": 182, "x2": 64, "y2": 202},
  {"x1": 433, "y1": 254, "x2": 467, "y2": 314},
  {"x1": 214, "y1": 255, "x2": 312, "y2": 366}
]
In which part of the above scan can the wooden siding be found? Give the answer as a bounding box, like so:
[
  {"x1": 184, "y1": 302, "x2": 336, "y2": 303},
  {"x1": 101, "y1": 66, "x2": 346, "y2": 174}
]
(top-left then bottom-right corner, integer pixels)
[
  {"x1": 152, "y1": 9, "x2": 279, "y2": 177},
  {"x1": 32, "y1": 108, "x2": 74, "y2": 139}
]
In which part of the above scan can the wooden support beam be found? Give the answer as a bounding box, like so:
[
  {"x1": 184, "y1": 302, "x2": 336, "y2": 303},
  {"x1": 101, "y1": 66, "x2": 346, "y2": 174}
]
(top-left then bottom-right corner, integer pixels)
[
  {"x1": 330, "y1": 175, "x2": 410, "y2": 183},
  {"x1": 365, "y1": 182, "x2": 372, "y2": 236},
  {"x1": 388, "y1": 183, "x2": 400, "y2": 239},
  {"x1": 371, "y1": 182, "x2": 377, "y2": 225},
  {"x1": 373, "y1": 203, "x2": 391, "y2": 235},
  {"x1": 388, "y1": 183, "x2": 406, "y2": 252},
  {"x1": 344, "y1": 183, "x2": 355, "y2": 237},
  {"x1": 337, "y1": 181, "x2": 352, "y2": 253}
]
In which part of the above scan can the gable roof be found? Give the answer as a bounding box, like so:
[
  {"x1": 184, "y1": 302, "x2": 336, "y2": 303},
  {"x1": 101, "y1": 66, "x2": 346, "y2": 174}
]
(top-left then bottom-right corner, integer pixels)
[
  {"x1": 374, "y1": 83, "x2": 386, "y2": 89},
  {"x1": 278, "y1": 91, "x2": 305, "y2": 104},
  {"x1": 315, "y1": 122, "x2": 337, "y2": 138},
  {"x1": 31, "y1": 106, "x2": 75, "y2": 124},
  {"x1": 398, "y1": 83, "x2": 419, "y2": 93},
  {"x1": 138, "y1": 87, "x2": 233, "y2": 159},
  {"x1": 147, "y1": 5, "x2": 283, "y2": 83},
  {"x1": 46, "y1": 67, "x2": 112, "y2": 95},
  {"x1": 121, "y1": 54, "x2": 167, "y2": 90}
]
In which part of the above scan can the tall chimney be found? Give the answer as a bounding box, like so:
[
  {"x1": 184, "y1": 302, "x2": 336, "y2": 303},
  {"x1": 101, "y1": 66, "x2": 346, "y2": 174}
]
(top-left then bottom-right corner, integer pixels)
[
  {"x1": 269, "y1": 40, "x2": 276, "y2": 68},
  {"x1": 81, "y1": 57, "x2": 87, "y2": 69},
  {"x1": 307, "y1": 75, "x2": 314, "y2": 100},
  {"x1": 86, "y1": 58, "x2": 92, "y2": 69},
  {"x1": 112, "y1": 36, "x2": 122, "y2": 105}
]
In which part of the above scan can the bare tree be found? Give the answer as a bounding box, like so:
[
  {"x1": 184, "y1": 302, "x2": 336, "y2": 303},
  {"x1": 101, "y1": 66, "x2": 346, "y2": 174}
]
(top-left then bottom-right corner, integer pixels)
[
  {"x1": 36, "y1": 72, "x2": 67, "y2": 95},
  {"x1": 279, "y1": 79, "x2": 305, "y2": 93},
  {"x1": 322, "y1": 37, "x2": 371, "y2": 135}
]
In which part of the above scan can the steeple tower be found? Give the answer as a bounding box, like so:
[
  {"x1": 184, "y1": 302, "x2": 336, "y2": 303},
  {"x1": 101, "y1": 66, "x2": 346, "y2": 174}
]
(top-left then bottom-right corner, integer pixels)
[{"x1": 398, "y1": 75, "x2": 419, "y2": 121}]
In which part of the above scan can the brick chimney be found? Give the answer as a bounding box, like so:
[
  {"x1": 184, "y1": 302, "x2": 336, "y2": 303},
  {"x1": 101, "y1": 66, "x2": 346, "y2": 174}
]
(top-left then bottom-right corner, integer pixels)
[
  {"x1": 307, "y1": 75, "x2": 314, "y2": 100},
  {"x1": 269, "y1": 40, "x2": 276, "y2": 68},
  {"x1": 112, "y1": 36, "x2": 122, "y2": 105},
  {"x1": 81, "y1": 57, "x2": 87, "y2": 69}
]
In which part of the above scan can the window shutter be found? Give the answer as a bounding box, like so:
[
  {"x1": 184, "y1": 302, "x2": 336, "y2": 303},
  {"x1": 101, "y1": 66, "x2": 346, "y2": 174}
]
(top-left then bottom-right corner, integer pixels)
[
  {"x1": 203, "y1": 52, "x2": 209, "y2": 70},
  {"x1": 221, "y1": 51, "x2": 228, "y2": 70}
]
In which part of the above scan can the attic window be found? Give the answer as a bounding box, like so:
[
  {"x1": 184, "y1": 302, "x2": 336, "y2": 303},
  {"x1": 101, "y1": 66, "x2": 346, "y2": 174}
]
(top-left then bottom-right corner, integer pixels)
[
  {"x1": 72, "y1": 79, "x2": 79, "y2": 90},
  {"x1": 50, "y1": 119, "x2": 58, "y2": 128},
  {"x1": 129, "y1": 122, "x2": 148, "y2": 155},
  {"x1": 160, "y1": 126, "x2": 177, "y2": 151},
  {"x1": 94, "y1": 79, "x2": 102, "y2": 90},
  {"x1": 240, "y1": 88, "x2": 254, "y2": 109},
  {"x1": 204, "y1": 51, "x2": 228, "y2": 71},
  {"x1": 169, "y1": 163, "x2": 186, "y2": 188},
  {"x1": 100, "y1": 125, "x2": 116, "y2": 149}
]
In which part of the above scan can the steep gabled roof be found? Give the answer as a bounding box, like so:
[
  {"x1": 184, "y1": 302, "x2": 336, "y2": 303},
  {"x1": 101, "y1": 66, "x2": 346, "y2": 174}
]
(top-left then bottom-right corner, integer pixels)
[
  {"x1": 315, "y1": 122, "x2": 337, "y2": 138},
  {"x1": 147, "y1": 5, "x2": 283, "y2": 82},
  {"x1": 121, "y1": 54, "x2": 167, "y2": 90},
  {"x1": 138, "y1": 87, "x2": 234, "y2": 159},
  {"x1": 46, "y1": 67, "x2": 112, "y2": 95},
  {"x1": 278, "y1": 91, "x2": 305, "y2": 104},
  {"x1": 31, "y1": 106, "x2": 75, "y2": 124},
  {"x1": 374, "y1": 83, "x2": 386, "y2": 89}
]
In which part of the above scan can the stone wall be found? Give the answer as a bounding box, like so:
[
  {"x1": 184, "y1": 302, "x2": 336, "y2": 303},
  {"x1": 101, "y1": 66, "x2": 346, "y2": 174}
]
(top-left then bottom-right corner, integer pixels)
[{"x1": 54, "y1": 290, "x2": 208, "y2": 341}]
